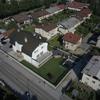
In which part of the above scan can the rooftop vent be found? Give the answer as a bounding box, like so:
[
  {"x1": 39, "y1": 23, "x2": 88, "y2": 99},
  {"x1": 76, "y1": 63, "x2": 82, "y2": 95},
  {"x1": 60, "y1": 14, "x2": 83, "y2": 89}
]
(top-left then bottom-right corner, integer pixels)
[
  {"x1": 24, "y1": 37, "x2": 28, "y2": 43},
  {"x1": 39, "y1": 36, "x2": 42, "y2": 39}
]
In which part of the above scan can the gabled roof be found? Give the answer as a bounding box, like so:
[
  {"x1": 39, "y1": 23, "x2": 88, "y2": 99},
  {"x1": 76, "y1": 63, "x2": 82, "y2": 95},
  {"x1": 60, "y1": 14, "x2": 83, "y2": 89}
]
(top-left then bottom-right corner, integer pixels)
[
  {"x1": 30, "y1": 10, "x2": 49, "y2": 19},
  {"x1": 82, "y1": 56, "x2": 100, "y2": 80},
  {"x1": 9, "y1": 30, "x2": 46, "y2": 56},
  {"x1": 58, "y1": 17, "x2": 80, "y2": 29},
  {"x1": 57, "y1": 4, "x2": 66, "y2": 9},
  {"x1": 67, "y1": 1, "x2": 88, "y2": 10},
  {"x1": 46, "y1": 6, "x2": 60, "y2": 14},
  {"x1": 35, "y1": 23, "x2": 57, "y2": 32},
  {"x1": 76, "y1": 8, "x2": 91, "y2": 20},
  {"x1": 63, "y1": 32, "x2": 81, "y2": 44},
  {"x1": 12, "y1": 12, "x2": 29, "y2": 23}
]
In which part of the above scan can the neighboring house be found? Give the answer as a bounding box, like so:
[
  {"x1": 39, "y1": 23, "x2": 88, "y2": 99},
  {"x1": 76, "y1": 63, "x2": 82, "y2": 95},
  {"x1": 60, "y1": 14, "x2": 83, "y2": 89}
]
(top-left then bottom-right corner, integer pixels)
[
  {"x1": 58, "y1": 17, "x2": 81, "y2": 34},
  {"x1": 46, "y1": 6, "x2": 62, "y2": 16},
  {"x1": 96, "y1": 36, "x2": 100, "y2": 48},
  {"x1": 12, "y1": 12, "x2": 32, "y2": 26},
  {"x1": 63, "y1": 32, "x2": 82, "y2": 51},
  {"x1": 66, "y1": 1, "x2": 88, "y2": 11},
  {"x1": 56, "y1": 4, "x2": 66, "y2": 10},
  {"x1": 35, "y1": 23, "x2": 57, "y2": 40},
  {"x1": 30, "y1": 10, "x2": 50, "y2": 22},
  {"x1": 76, "y1": 8, "x2": 92, "y2": 21},
  {"x1": 30, "y1": 6, "x2": 65, "y2": 23},
  {"x1": 8, "y1": 30, "x2": 52, "y2": 68},
  {"x1": 81, "y1": 56, "x2": 100, "y2": 91}
]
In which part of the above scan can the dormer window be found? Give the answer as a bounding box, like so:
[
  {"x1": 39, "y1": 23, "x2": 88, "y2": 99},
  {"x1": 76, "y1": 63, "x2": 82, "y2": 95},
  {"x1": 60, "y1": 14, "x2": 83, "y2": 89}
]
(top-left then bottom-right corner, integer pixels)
[{"x1": 25, "y1": 37, "x2": 28, "y2": 43}]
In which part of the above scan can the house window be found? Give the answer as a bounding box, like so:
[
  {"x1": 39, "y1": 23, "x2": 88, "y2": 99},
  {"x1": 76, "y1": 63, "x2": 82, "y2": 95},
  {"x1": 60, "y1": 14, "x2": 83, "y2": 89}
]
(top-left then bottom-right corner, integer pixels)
[
  {"x1": 37, "y1": 54, "x2": 39, "y2": 58},
  {"x1": 16, "y1": 50, "x2": 22, "y2": 54},
  {"x1": 85, "y1": 82, "x2": 87, "y2": 85},
  {"x1": 92, "y1": 81, "x2": 95, "y2": 84},
  {"x1": 41, "y1": 46, "x2": 44, "y2": 49},
  {"x1": 34, "y1": 50, "x2": 38, "y2": 53},
  {"x1": 40, "y1": 51, "x2": 43, "y2": 55},
  {"x1": 86, "y1": 77, "x2": 89, "y2": 80}
]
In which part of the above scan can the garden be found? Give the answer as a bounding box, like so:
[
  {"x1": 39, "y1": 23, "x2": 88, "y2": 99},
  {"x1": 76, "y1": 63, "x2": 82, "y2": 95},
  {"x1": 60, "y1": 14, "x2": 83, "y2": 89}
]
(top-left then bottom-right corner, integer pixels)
[{"x1": 21, "y1": 57, "x2": 69, "y2": 86}]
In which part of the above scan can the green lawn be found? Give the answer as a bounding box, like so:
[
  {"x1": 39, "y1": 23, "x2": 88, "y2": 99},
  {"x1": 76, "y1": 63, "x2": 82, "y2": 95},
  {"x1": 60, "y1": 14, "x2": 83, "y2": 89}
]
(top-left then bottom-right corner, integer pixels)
[
  {"x1": 75, "y1": 15, "x2": 100, "y2": 36},
  {"x1": 42, "y1": 9, "x2": 76, "y2": 24},
  {"x1": 23, "y1": 25, "x2": 34, "y2": 32},
  {"x1": 21, "y1": 57, "x2": 68, "y2": 85},
  {"x1": 48, "y1": 35, "x2": 63, "y2": 50},
  {"x1": 66, "y1": 81, "x2": 96, "y2": 100}
]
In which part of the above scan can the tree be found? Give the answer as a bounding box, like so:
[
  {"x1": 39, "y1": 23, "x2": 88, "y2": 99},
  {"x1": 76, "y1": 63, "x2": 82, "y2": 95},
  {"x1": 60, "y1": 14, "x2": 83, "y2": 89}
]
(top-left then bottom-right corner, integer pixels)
[{"x1": 47, "y1": 73, "x2": 53, "y2": 79}]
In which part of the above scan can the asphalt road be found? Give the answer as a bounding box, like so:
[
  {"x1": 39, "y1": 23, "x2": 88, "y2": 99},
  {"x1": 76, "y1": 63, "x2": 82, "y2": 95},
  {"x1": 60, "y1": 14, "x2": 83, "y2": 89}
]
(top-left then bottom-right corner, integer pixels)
[{"x1": 0, "y1": 50, "x2": 58, "y2": 100}]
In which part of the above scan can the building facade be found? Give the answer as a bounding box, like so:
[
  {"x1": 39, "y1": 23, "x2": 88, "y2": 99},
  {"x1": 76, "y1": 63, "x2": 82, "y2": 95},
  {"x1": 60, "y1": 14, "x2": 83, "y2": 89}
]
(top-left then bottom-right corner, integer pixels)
[
  {"x1": 82, "y1": 56, "x2": 100, "y2": 91},
  {"x1": 63, "y1": 32, "x2": 82, "y2": 51}
]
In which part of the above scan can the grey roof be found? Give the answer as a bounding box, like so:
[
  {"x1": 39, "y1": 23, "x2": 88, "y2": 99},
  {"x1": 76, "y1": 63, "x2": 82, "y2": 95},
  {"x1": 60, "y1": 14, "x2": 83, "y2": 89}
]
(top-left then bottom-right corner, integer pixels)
[
  {"x1": 46, "y1": 6, "x2": 60, "y2": 14},
  {"x1": 0, "y1": 29, "x2": 6, "y2": 33},
  {"x1": 58, "y1": 17, "x2": 80, "y2": 29},
  {"x1": 82, "y1": 56, "x2": 100, "y2": 79},
  {"x1": 9, "y1": 31, "x2": 46, "y2": 56}
]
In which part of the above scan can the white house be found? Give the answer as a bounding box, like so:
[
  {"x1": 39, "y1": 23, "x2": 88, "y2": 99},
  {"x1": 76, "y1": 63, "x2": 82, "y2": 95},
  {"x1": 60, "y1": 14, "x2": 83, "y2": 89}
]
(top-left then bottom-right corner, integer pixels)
[
  {"x1": 66, "y1": 1, "x2": 88, "y2": 11},
  {"x1": 81, "y1": 56, "x2": 100, "y2": 91},
  {"x1": 63, "y1": 32, "x2": 82, "y2": 51},
  {"x1": 8, "y1": 30, "x2": 52, "y2": 68},
  {"x1": 35, "y1": 23, "x2": 58, "y2": 40},
  {"x1": 12, "y1": 12, "x2": 32, "y2": 25},
  {"x1": 58, "y1": 17, "x2": 81, "y2": 34}
]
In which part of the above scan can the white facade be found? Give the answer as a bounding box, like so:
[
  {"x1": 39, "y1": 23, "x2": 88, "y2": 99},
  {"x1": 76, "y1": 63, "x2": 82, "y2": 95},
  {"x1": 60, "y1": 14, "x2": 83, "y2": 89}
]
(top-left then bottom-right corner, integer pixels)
[
  {"x1": 64, "y1": 38, "x2": 82, "y2": 51},
  {"x1": 32, "y1": 43, "x2": 48, "y2": 60},
  {"x1": 38, "y1": 14, "x2": 51, "y2": 22},
  {"x1": 81, "y1": 56, "x2": 100, "y2": 91},
  {"x1": 67, "y1": 7, "x2": 81, "y2": 11},
  {"x1": 35, "y1": 27, "x2": 58, "y2": 40},
  {"x1": 13, "y1": 42, "x2": 23, "y2": 52},
  {"x1": 82, "y1": 73, "x2": 100, "y2": 91}
]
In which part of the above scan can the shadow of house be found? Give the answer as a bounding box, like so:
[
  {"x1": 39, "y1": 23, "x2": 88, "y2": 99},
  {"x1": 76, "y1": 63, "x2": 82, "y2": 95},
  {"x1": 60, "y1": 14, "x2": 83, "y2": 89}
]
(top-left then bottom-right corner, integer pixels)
[
  {"x1": 72, "y1": 53, "x2": 92, "y2": 79},
  {"x1": 87, "y1": 33, "x2": 100, "y2": 45}
]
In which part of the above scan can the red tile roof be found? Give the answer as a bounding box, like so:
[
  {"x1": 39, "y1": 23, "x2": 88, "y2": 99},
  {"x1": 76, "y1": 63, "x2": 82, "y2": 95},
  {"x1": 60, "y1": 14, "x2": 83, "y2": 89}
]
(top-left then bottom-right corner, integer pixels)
[
  {"x1": 76, "y1": 8, "x2": 91, "y2": 19},
  {"x1": 31, "y1": 10, "x2": 49, "y2": 19},
  {"x1": 67, "y1": 1, "x2": 88, "y2": 10},
  {"x1": 63, "y1": 32, "x2": 81, "y2": 44},
  {"x1": 57, "y1": 4, "x2": 66, "y2": 9},
  {"x1": 35, "y1": 23, "x2": 57, "y2": 32}
]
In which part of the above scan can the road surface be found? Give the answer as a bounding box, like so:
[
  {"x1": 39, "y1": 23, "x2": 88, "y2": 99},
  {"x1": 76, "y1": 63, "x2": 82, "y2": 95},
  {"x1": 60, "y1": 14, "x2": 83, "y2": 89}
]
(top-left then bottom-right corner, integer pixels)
[{"x1": 0, "y1": 50, "x2": 58, "y2": 100}]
